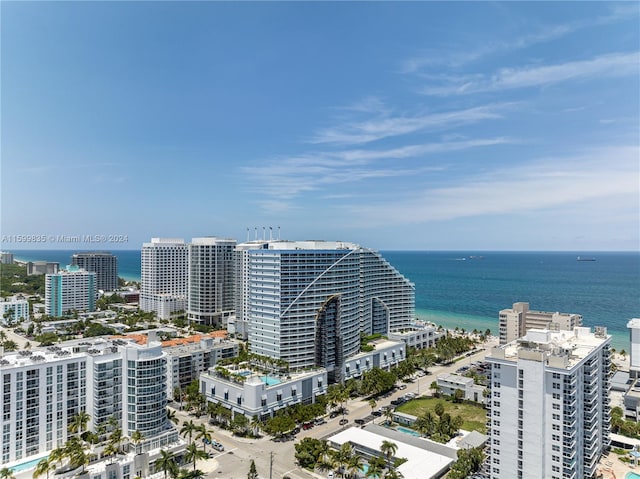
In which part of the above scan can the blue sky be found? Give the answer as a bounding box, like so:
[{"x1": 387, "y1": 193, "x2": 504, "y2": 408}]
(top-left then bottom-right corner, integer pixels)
[{"x1": 1, "y1": 2, "x2": 638, "y2": 251}]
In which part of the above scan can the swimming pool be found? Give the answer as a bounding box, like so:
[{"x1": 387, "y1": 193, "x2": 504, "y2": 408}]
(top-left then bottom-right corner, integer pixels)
[
  {"x1": 9, "y1": 455, "x2": 48, "y2": 472},
  {"x1": 396, "y1": 426, "x2": 421, "y2": 437},
  {"x1": 625, "y1": 473, "x2": 640, "y2": 479},
  {"x1": 263, "y1": 376, "x2": 280, "y2": 386}
]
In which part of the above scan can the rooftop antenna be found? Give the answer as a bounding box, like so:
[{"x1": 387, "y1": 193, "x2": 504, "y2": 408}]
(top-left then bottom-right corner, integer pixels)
[
  {"x1": 246, "y1": 228, "x2": 250, "y2": 242},
  {"x1": 262, "y1": 226, "x2": 266, "y2": 241},
  {"x1": 254, "y1": 227, "x2": 257, "y2": 241},
  {"x1": 269, "y1": 226, "x2": 273, "y2": 241},
  {"x1": 278, "y1": 226, "x2": 281, "y2": 240}
]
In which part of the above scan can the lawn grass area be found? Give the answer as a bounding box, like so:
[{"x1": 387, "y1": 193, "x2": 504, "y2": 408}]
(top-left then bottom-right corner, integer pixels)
[{"x1": 395, "y1": 396, "x2": 487, "y2": 434}]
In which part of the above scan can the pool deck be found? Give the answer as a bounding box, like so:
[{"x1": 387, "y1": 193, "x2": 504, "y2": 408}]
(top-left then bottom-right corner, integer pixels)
[{"x1": 598, "y1": 451, "x2": 634, "y2": 479}]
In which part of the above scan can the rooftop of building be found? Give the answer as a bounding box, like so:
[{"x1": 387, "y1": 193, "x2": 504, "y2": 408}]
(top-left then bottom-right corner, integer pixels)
[
  {"x1": 329, "y1": 425, "x2": 455, "y2": 479},
  {"x1": 111, "y1": 330, "x2": 230, "y2": 348},
  {"x1": 489, "y1": 326, "x2": 610, "y2": 368},
  {"x1": 237, "y1": 239, "x2": 362, "y2": 251},
  {"x1": 627, "y1": 318, "x2": 640, "y2": 329}
]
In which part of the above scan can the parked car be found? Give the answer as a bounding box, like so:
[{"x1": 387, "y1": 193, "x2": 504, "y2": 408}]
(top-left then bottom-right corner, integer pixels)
[
  {"x1": 314, "y1": 417, "x2": 326, "y2": 425},
  {"x1": 329, "y1": 411, "x2": 340, "y2": 419},
  {"x1": 212, "y1": 441, "x2": 224, "y2": 452},
  {"x1": 372, "y1": 410, "x2": 382, "y2": 417},
  {"x1": 339, "y1": 418, "x2": 348, "y2": 426},
  {"x1": 398, "y1": 384, "x2": 407, "y2": 390},
  {"x1": 302, "y1": 421, "x2": 314, "y2": 430},
  {"x1": 354, "y1": 419, "x2": 365, "y2": 425}
]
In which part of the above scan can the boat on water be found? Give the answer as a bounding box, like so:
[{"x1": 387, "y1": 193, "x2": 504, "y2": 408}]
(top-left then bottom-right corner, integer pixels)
[{"x1": 577, "y1": 256, "x2": 596, "y2": 261}]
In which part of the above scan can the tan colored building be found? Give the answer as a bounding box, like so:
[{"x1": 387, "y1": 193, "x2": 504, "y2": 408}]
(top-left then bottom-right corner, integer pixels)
[{"x1": 498, "y1": 302, "x2": 582, "y2": 344}]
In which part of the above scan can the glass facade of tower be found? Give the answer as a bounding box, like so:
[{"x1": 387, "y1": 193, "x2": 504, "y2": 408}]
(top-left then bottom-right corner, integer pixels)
[{"x1": 244, "y1": 241, "x2": 414, "y2": 376}]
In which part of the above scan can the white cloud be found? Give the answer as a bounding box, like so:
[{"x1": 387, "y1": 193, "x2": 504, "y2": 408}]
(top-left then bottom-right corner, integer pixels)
[
  {"x1": 401, "y1": 5, "x2": 639, "y2": 72},
  {"x1": 241, "y1": 136, "x2": 512, "y2": 205},
  {"x1": 347, "y1": 145, "x2": 639, "y2": 225},
  {"x1": 310, "y1": 103, "x2": 511, "y2": 145},
  {"x1": 422, "y1": 52, "x2": 640, "y2": 96}
]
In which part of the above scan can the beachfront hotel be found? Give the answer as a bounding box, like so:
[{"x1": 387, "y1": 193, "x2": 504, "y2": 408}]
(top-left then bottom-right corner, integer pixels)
[
  {"x1": 0, "y1": 333, "x2": 182, "y2": 478},
  {"x1": 71, "y1": 251, "x2": 118, "y2": 292},
  {"x1": 485, "y1": 326, "x2": 611, "y2": 479},
  {"x1": 44, "y1": 266, "x2": 97, "y2": 317},
  {"x1": 235, "y1": 240, "x2": 414, "y2": 382},
  {"x1": 498, "y1": 302, "x2": 583, "y2": 345},
  {"x1": 140, "y1": 238, "x2": 188, "y2": 320},
  {"x1": 187, "y1": 237, "x2": 237, "y2": 326}
]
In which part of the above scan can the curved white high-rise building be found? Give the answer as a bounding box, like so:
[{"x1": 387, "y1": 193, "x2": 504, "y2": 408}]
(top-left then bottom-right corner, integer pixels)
[{"x1": 239, "y1": 240, "x2": 414, "y2": 381}]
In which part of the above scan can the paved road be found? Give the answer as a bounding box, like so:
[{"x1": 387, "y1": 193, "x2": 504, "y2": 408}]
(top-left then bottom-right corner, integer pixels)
[
  {"x1": 0, "y1": 325, "x2": 38, "y2": 349},
  {"x1": 171, "y1": 340, "x2": 497, "y2": 479}
]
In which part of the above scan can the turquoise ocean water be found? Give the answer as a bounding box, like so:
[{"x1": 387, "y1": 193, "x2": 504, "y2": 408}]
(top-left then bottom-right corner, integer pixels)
[{"x1": 10, "y1": 250, "x2": 640, "y2": 350}]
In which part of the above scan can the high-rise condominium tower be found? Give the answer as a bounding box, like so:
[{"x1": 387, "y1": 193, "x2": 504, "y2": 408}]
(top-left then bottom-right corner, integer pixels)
[
  {"x1": 485, "y1": 327, "x2": 611, "y2": 479},
  {"x1": 187, "y1": 237, "x2": 237, "y2": 326},
  {"x1": 140, "y1": 238, "x2": 188, "y2": 320},
  {"x1": 71, "y1": 251, "x2": 118, "y2": 291},
  {"x1": 45, "y1": 267, "x2": 96, "y2": 317},
  {"x1": 237, "y1": 240, "x2": 414, "y2": 381}
]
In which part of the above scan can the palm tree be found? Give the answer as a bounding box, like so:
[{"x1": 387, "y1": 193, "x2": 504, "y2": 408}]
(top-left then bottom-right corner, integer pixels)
[
  {"x1": 130, "y1": 430, "x2": 145, "y2": 455},
  {"x1": 382, "y1": 469, "x2": 403, "y2": 479},
  {"x1": 184, "y1": 442, "x2": 208, "y2": 471},
  {"x1": 346, "y1": 454, "x2": 364, "y2": 479},
  {"x1": 195, "y1": 424, "x2": 212, "y2": 453},
  {"x1": 33, "y1": 457, "x2": 55, "y2": 479},
  {"x1": 48, "y1": 446, "x2": 66, "y2": 469},
  {"x1": 366, "y1": 456, "x2": 385, "y2": 478},
  {"x1": 250, "y1": 415, "x2": 263, "y2": 437},
  {"x1": 180, "y1": 420, "x2": 197, "y2": 444},
  {"x1": 156, "y1": 450, "x2": 177, "y2": 479},
  {"x1": 383, "y1": 408, "x2": 393, "y2": 427},
  {"x1": 68, "y1": 411, "x2": 91, "y2": 436},
  {"x1": 368, "y1": 398, "x2": 377, "y2": 417},
  {"x1": 0, "y1": 468, "x2": 15, "y2": 479},
  {"x1": 167, "y1": 408, "x2": 179, "y2": 425},
  {"x1": 380, "y1": 441, "x2": 398, "y2": 469}
]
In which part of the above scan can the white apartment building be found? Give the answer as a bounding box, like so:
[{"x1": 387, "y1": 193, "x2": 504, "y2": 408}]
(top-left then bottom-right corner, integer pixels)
[
  {"x1": 45, "y1": 267, "x2": 97, "y2": 317},
  {"x1": 0, "y1": 296, "x2": 29, "y2": 325},
  {"x1": 485, "y1": 327, "x2": 611, "y2": 479},
  {"x1": 436, "y1": 373, "x2": 486, "y2": 404},
  {"x1": 187, "y1": 237, "x2": 236, "y2": 326},
  {"x1": 237, "y1": 240, "x2": 414, "y2": 382},
  {"x1": 200, "y1": 365, "x2": 328, "y2": 421},
  {"x1": 71, "y1": 252, "x2": 118, "y2": 292},
  {"x1": 164, "y1": 335, "x2": 239, "y2": 399},
  {"x1": 140, "y1": 238, "x2": 188, "y2": 320},
  {"x1": 388, "y1": 321, "x2": 444, "y2": 350},
  {"x1": 0, "y1": 252, "x2": 14, "y2": 265},
  {"x1": 341, "y1": 339, "x2": 406, "y2": 382},
  {"x1": 0, "y1": 334, "x2": 181, "y2": 477},
  {"x1": 628, "y1": 318, "x2": 640, "y2": 379},
  {"x1": 499, "y1": 302, "x2": 583, "y2": 345}
]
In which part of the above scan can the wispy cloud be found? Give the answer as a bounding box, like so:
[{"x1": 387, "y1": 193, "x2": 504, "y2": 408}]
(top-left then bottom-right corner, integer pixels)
[
  {"x1": 347, "y1": 145, "x2": 639, "y2": 225},
  {"x1": 401, "y1": 4, "x2": 639, "y2": 72},
  {"x1": 242, "y1": 136, "x2": 511, "y2": 210},
  {"x1": 422, "y1": 52, "x2": 640, "y2": 96},
  {"x1": 310, "y1": 103, "x2": 513, "y2": 146}
]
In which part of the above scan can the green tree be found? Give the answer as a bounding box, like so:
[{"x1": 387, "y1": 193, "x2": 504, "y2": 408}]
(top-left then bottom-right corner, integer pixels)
[
  {"x1": 130, "y1": 430, "x2": 145, "y2": 455},
  {"x1": 195, "y1": 424, "x2": 212, "y2": 453},
  {"x1": 380, "y1": 440, "x2": 398, "y2": 469},
  {"x1": 167, "y1": 409, "x2": 179, "y2": 425},
  {"x1": 33, "y1": 457, "x2": 56, "y2": 479},
  {"x1": 366, "y1": 456, "x2": 386, "y2": 478},
  {"x1": 180, "y1": 420, "x2": 198, "y2": 444},
  {"x1": 247, "y1": 459, "x2": 259, "y2": 479},
  {"x1": 68, "y1": 411, "x2": 91, "y2": 436},
  {"x1": 0, "y1": 468, "x2": 16, "y2": 479},
  {"x1": 156, "y1": 450, "x2": 178, "y2": 479},
  {"x1": 184, "y1": 442, "x2": 208, "y2": 471},
  {"x1": 232, "y1": 414, "x2": 249, "y2": 436}
]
